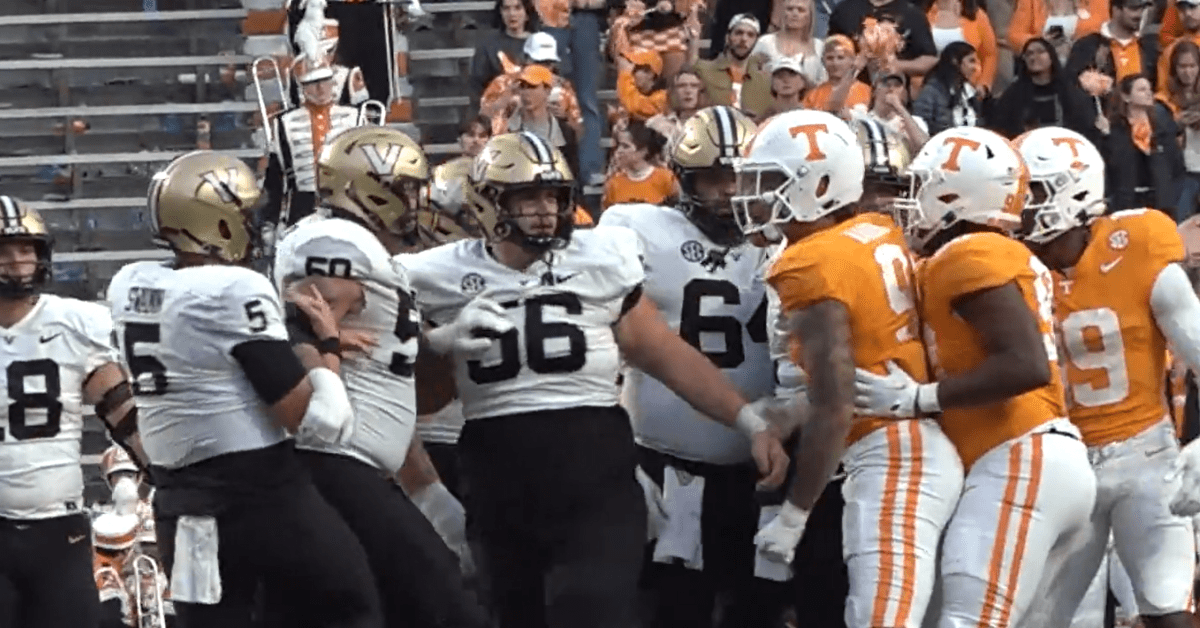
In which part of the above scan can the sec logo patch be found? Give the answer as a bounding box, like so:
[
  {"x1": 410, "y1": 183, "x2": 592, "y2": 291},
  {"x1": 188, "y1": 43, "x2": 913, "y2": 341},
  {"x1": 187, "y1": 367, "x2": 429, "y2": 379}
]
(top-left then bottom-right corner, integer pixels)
[{"x1": 1108, "y1": 229, "x2": 1129, "y2": 251}]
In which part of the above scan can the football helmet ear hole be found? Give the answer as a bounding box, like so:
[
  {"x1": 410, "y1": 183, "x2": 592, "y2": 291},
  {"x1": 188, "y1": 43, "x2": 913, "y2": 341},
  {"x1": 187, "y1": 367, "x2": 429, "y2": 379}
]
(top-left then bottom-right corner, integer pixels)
[
  {"x1": 218, "y1": 220, "x2": 232, "y2": 239},
  {"x1": 815, "y1": 175, "x2": 830, "y2": 198}
]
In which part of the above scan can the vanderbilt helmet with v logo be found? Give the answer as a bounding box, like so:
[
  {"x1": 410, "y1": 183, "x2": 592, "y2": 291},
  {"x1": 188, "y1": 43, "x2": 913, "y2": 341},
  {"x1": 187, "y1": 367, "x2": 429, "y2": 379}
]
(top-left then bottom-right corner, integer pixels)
[
  {"x1": 149, "y1": 151, "x2": 261, "y2": 264},
  {"x1": 465, "y1": 131, "x2": 575, "y2": 251},
  {"x1": 671, "y1": 106, "x2": 756, "y2": 247},
  {"x1": 316, "y1": 125, "x2": 430, "y2": 239},
  {"x1": 0, "y1": 195, "x2": 53, "y2": 298}
]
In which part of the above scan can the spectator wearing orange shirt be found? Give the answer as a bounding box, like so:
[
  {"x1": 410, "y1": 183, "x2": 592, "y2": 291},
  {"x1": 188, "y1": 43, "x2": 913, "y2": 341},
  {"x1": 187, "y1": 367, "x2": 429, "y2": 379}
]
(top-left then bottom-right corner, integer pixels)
[
  {"x1": 1158, "y1": 0, "x2": 1200, "y2": 90},
  {"x1": 802, "y1": 34, "x2": 871, "y2": 115},
  {"x1": 480, "y1": 32, "x2": 584, "y2": 136},
  {"x1": 924, "y1": 0, "x2": 998, "y2": 92},
  {"x1": 603, "y1": 122, "x2": 678, "y2": 208},
  {"x1": 618, "y1": 49, "x2": 671, "y2": 120},
  {"x1": 1008, "y1": 0, "x2": 1107, "y2": 63},
  {"x1": 1065, "y1": 0, "x2": 1159, "y2": 88}
]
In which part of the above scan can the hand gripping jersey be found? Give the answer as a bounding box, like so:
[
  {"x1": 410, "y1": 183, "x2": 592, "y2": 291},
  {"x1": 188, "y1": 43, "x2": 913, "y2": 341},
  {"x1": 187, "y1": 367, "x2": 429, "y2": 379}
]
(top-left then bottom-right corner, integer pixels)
[
  {"x1": 1055, "y1": 209, "x2": 1185, "y2": 446},
  {"x1": 274, "y1": 215, "x2": 421, "y2": 474},
  {"x1": 403, "y1": 226, "x2": 645, "y2": 421},
  {"x1": 919, "y1": 232, "x2": 1067, "y2": 468},
  {"x1": 107, "y1": 262, "x2": 291, "y2": 469},
  {"x1": 599, "y1": 204, "x2": 772, "y2": 464},
  {"x1": 768, "y1": 213, "x2": 931, "y2": 445},
  {"x1": 0, "y1": 295, "x2": 116, "y2": 518}
]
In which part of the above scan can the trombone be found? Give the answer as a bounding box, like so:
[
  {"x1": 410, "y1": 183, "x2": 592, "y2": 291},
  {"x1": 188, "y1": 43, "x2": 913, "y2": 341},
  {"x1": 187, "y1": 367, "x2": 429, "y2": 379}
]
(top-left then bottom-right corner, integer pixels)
[
  {"x1": 252, "y1": 56, "x2": 288, "y2": 148},
  {"x1": 133, "y1": 553, "x2": 167, "y2": 628}
]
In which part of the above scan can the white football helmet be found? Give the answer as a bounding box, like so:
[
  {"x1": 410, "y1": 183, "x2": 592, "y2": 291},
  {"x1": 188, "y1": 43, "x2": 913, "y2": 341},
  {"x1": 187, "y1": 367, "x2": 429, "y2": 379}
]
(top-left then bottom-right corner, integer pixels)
[
  {"x1": 731, "y1": 109, "x2": 864, "y2": 237},
  {"x1": 898, "y1": 126, "x2": 1029, "y2": 255},
  {"x1": 1013, "y1": 126, "x2": 1106, "y2": 244}
]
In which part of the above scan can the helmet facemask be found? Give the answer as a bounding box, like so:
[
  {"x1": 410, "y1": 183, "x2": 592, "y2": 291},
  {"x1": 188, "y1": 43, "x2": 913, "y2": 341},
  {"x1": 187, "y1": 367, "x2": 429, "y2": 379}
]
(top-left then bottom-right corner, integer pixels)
[
  {"x1": 1017, "y1": 173, "x2": 1097, "y2": 245},
  {"x1": 0, "y1": 236, "x2": 52, "y2": 300},
  {"x1": 730, "y1": 162, "x2": 795, "y2": 242},
  {"x1": 676, "y1": 163, "x2": 745, "y2": 247},
  {"x1": 491, "y1": 181, "x2": 576, "y2": 253}
]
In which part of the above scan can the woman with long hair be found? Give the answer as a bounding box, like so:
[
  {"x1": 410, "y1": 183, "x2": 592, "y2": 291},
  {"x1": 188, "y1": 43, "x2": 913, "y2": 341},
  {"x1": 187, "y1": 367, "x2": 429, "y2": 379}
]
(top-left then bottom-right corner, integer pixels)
[
  {"x1": 751, "y1": 0, "x2": 827, "y2": 86},
  {"x1": 924, "y1": 0, "x2": 999, "y2": 92},
  {"x1": 645, "y1": 67, "x2": 707, "y2": 150},
  {"x1": 990, "y1": 37, "x2": 1096, "y2": 139},
  {"x1": 1162, "y1": 40, "x2": 1200, "y2": 219},
  {"x1": 912, "y1": 41, "x2": 984, "y2": 135},
  {"x1": 471, "y1": 0, "x2": 539, "y2": 93},
  {"x1": 1103, "y1": 73, "x2": 1186, "y2": 215}
]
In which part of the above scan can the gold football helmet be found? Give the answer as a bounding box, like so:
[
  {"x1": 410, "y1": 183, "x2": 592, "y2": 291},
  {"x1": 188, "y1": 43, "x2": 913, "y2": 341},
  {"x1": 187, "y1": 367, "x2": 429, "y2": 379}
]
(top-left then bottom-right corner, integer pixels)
[
  {"x1": 316, "y1": 126, "x2": 430, "y2": 239},
  {"x1": 851, "y1": 117, "x2": 912, "y2": 216},
  {"x1": 0, "y1": 196, "x2": 53, "y2": 298},
  {"x1": 465, "y1": 131, "x2": 575, "y2": 251},
  {"x1": 149, "y1": 151, "x2": 261, "y2": 264},
  {"x1": 671, "y1": 106, "x2": 756, "y2": 246}
]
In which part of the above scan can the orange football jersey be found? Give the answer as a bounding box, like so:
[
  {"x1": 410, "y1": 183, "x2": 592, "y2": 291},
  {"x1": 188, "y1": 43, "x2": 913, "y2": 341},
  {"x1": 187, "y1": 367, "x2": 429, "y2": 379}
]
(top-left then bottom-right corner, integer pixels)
[
  {"x1": 1054, "y1": 209, "x2": 1185, "y2": 446},
  {"x1": 768, "y1": 212, "x2": 929, "y2": 445},
  {"x1": 920, "y1": 232, "x2": 1066, "y2": 468}
]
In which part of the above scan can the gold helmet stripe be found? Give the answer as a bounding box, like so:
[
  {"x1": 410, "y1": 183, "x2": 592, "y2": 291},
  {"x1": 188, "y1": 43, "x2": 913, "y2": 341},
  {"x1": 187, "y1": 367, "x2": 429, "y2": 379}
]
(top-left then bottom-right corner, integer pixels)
[
  {"x1": 520, "y1": 131, "x2": 555, "y2": 170},
  {"x1": 0, "y1": 196, "x2": 20, "y2": 230},
  {"x1": 713, "y1": 106, "x2": 737, "y2": 160}
]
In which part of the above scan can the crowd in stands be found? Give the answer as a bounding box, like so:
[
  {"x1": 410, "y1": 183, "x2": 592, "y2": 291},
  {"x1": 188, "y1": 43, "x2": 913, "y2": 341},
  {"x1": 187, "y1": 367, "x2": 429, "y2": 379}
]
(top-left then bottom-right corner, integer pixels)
[{"x1": 422, "y1": 0, "x2": 1200, "y2": 224}]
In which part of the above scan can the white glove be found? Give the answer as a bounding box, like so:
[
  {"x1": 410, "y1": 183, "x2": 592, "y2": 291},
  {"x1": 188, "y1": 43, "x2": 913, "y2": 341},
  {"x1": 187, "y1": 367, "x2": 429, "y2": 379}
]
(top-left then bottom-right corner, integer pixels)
[
  {"x1": 754, "y1": 501, "x2": 810, "y2": 565},
  {"x1": 854, "y1": 361, "x2": 940, "y2": 418},
  {"x1": 635, "y1": 466, "x2": 668, "y2": 541},
  {"x1": 298, "y1": 367, "x2": 355, "y2": 445},
  {"x1": 425, "y1": 297, "x2": 515, "y2": 357},
  {"x1": 1169, "y1": 440, "x2": 1200, "y2": 516},
  {"x1": 410, "y1": 482, "x2": 476, "y2": 576}
]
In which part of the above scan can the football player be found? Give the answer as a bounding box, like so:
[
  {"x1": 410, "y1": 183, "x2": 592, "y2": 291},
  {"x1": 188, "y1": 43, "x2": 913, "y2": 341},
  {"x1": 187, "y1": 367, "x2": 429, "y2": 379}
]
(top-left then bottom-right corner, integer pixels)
[
  {"x1": 271, "y1": 125, "x2": 493, "y2": 628},
  {"x1": 402, "y1": 131, "x2": 790, "y2": 628},
  {"x1": 598, "y1": 106, "x2": 787, "y2": 628},
  {"x1": 736, "y1": 110, "x2": 964, "y2": 628},
  {"x1": 106, "y1": 151, "x2": 383, "y2": 627},
  {"x1": 1013, "y1": 127, "x2": 1198, "y2": 628},
  {"x1": 853, "y1": 126, "x2": 1096, "y2": 627},
  {"x1": 0, "y1": 196, "x2": 139, "y2": 628}
]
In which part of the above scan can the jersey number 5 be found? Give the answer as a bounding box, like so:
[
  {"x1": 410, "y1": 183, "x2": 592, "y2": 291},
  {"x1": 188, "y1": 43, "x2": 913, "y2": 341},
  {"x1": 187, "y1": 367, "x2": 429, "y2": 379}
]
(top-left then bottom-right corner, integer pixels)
[
  {"x1": 122, "y1": 323, "x2": 169, "y2": 395},
  {"x1": 468, "y1": 293, "x2": 588, "y2": 384},
  {"x1": 5, "y1": 360, "x2": 63, "y2": 441}
]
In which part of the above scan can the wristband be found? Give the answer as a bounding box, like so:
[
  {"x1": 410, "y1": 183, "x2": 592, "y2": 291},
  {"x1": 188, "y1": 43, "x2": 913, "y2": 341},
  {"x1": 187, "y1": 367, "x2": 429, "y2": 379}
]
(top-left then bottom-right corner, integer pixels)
[
  {"x1": 315, "y1": 337, "x2": 341, "y2": 356},
  {"x1": 915, "y1": 383, "x2": 941, "y2": 414},
  {"x1": 735, "y1": 404, "x2": 770, "y2": 437}
]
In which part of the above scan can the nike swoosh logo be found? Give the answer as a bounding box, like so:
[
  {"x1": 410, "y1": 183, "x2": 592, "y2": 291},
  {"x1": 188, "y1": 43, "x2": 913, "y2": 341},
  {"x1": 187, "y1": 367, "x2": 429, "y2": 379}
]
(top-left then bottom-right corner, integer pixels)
[
  {"x1": 1100, "y1": 257, "x2": 1123, "y2": 274},
  {"x1": 39, "y1": 332, "x2": 61, "y2": 343},
  {"x1": 555, "y1": 273, "x2": 579, "y2": 283},
  {"x1": 67, "y1": 534, "x2": 86, "y2": 544},
  {"x1": 1146, "y1": 445, "x2": 1172, "y2": 457}
]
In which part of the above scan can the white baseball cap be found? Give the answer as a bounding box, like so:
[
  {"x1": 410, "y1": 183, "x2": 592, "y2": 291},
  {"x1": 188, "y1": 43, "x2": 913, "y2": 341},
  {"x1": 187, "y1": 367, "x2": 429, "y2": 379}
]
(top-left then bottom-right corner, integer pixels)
[
  {"x1": 768, "y1": 56, "x2": 805, "y2": 76},
  {"x1": 524, "y1": 32, "x2": 560, "y2": 63}
]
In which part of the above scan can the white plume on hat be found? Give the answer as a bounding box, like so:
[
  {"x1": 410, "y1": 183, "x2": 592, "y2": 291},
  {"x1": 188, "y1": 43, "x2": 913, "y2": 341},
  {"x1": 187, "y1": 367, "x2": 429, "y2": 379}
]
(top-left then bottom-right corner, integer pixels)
[{"x1": 294, "y1": 0, "x2": 334, "y2": 82}]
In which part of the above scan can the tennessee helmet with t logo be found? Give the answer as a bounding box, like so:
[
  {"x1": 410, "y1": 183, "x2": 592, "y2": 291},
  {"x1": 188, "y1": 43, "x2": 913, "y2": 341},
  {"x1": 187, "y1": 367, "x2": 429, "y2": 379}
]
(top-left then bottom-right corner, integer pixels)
[
  {"x1": 0, "y1": 196, "x2": 53, "y2": 298},
  {"x1": 897, "y1": 126, "x2": 1030, "y2": 255},
  {"x1": 316, "y1": 125, "x2": 430, "y2": 239},
  {"x1": 466, "y1": 131, "x2": 575, "y2": 251},
  {"x1": 149, "y1": 151, "x2": 261, "y2": 263},
  {"x1": 731, "y1": 109, "x2": 864, "y2": 239},
  {"x1": 672, "y1": 105, "x2": 756, "y2": 246},
  {"x1": 1012, "y1": 126, "x2": 1106, "y2": 245}
]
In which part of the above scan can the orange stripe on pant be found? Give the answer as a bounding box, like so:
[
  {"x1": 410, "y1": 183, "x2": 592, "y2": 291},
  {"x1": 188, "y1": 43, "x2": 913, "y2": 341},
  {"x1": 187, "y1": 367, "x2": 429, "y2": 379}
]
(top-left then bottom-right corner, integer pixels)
[
  {"x1": 892, "y1": 420, "x2": 925, "y2": 625},
  {"x1": 871, "y1": 425, "x2": 904, "y2": 627},
  {"x1": 995, "y1": 435, "x2": 1043, "y2": 627},
  {"x1": 978, "y1": 442, "x2": 1024, "y2": 627}
]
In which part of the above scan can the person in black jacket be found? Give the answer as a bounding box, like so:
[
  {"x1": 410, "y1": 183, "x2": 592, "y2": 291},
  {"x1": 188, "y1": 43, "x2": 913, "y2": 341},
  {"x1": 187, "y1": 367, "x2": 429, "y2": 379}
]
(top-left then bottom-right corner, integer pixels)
[
  {"x1": 1065, "y1": 0, "x2": 1158, "y2": 93},
  {"x1": 1102, "y1": 73, "x2": 1185, "y2": 213},
  {"x1": 991, "y1": 38, "x2": 1099, "y2": 142}
]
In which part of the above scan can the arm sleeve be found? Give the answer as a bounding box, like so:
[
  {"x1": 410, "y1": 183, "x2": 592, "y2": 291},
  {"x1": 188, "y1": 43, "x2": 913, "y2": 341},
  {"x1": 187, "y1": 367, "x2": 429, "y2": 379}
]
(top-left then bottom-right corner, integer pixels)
[
  {"x1": 1151, "y1": 263, "x2": 1200, "y2": 375},
  {"x1": 231, "y1": 339, "x2": 309, "y2": 406}
]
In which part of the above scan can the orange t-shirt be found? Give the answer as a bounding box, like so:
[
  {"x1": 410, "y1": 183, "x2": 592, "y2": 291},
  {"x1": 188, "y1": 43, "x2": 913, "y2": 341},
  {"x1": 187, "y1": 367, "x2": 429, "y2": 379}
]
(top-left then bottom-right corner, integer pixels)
[
  {"x1": 601, "y1": 167, "x2": 677, "y2": 209},
  {"x1": 617, "y1": 70, "x2": 669, "y2": 121},
  {"x1": 920, "y1": 232, "x2": 1066, "y2": 468},
  {"x1": 768, "y1": 212, "x2": 930, "y2": 445},
  {"x1": 1054, "y1": 209, "x2": 1185, "y2": 445},
  {"x1": 1109, "y1": 36, "x2": 1143, "y2": 82},
  {"x1": 802, "y1": 80, "x2": 872, "y2": 114}
]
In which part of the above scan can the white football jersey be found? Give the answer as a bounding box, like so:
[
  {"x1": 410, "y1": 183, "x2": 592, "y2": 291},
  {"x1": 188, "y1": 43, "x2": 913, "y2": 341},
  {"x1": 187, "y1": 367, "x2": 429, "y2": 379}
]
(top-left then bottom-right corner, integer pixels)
[
  {"x1": 766, "y1": 241, "x2": 805, "y2": 396},
  {"x1": 107, "y1": 262, "x2": 291, "y2": 469},
  {"x1": 403, "y1": 226, "x2": 645, "y2": 420},
  {"x1": 0, "y1": 295, "x2": 116, "y2": 518},
  {"x1": 600, "y1": 204, "x2": 773, "y2": 464},
  {"x1": 273, "y1": 215, "x2": 420, "y2": 474}
]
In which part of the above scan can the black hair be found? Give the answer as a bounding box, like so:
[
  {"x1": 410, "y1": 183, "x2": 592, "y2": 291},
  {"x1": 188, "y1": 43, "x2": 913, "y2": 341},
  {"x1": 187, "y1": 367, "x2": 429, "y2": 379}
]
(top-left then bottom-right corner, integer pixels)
[
  {"x1": 491, "y1": 0, "x2": 538, "y2": 32},
  {"x1": 623, "y1": 121, "x2": 667, "y2": 162}
]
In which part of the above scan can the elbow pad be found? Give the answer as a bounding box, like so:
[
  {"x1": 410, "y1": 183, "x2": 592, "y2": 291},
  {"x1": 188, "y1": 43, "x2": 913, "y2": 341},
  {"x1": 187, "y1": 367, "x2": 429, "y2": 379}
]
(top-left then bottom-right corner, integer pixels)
[
  {"x1": 299, "y1": 368, "x2": 355, "y2": 445},
  {"x1": 1151, "y1": 264, "x2": 1200, "y2": 374},
  {"x1": 94, "y1": 381, "x2": 144, "y2": 472}
]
